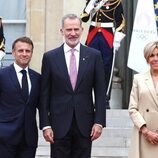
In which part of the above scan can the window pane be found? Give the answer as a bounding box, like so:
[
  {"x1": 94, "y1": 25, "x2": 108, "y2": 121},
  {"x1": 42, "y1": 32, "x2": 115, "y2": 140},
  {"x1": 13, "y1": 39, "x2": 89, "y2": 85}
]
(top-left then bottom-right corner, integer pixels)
[
  {"x1": 0, "y1": 0, "x2": 26, "y2": 67},
  {"x1": 0, "y1": 0, "x2": 26, "y2": 20},
  {"x1": 4, "y1": 24, "x2": 26, "y2": 52}
]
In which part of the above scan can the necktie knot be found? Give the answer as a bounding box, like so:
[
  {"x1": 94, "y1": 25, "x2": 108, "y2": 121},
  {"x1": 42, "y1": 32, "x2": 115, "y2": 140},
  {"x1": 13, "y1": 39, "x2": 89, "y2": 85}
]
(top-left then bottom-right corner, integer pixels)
[
  {"x1": 21, "y1": 69, "x2": 27, "y2": 75},
  {"x1": 70, "y1": 48, "x2": 75, "y2": 55},
  {"x1": 70, "y1": 49, "x2": 75, "y2": 55}
]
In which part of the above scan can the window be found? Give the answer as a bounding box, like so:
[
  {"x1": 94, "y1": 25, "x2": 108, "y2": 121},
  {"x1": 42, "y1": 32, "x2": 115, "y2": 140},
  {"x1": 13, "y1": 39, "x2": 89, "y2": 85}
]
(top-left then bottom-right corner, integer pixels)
[{"x1": 0, "y1": 0, "x2": 26, "y2": 67}]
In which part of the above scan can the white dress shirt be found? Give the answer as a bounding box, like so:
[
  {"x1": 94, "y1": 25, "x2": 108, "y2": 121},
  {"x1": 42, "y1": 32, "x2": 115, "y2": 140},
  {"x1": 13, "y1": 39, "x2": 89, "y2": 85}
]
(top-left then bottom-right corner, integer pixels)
[
  {"x1": 64, "y1": 43, "x2": 80, "y2": 74},
  {"x1": 13, "y1": 62, "x2": 31, "y2": 94}
]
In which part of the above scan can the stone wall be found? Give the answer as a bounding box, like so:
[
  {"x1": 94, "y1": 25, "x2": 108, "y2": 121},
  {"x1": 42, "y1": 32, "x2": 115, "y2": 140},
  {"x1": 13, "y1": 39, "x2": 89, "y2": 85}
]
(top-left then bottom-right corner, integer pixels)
[{"x1": 26, "y1": 0, "x2": 89, "y2": 73}]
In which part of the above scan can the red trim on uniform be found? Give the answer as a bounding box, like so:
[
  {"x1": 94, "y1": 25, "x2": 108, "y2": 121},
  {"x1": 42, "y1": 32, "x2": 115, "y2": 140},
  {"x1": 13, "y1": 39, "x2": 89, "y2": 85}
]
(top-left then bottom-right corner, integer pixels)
[{"x1": 86, "y1": 28, "x2": 114, "y2": 48}]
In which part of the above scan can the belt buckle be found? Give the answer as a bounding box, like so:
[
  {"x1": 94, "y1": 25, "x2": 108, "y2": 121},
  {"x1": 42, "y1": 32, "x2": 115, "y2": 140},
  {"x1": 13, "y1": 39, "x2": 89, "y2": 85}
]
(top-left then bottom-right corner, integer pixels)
[{"x1": 96, "y1": 22, "x2": 101, "y2": 28}]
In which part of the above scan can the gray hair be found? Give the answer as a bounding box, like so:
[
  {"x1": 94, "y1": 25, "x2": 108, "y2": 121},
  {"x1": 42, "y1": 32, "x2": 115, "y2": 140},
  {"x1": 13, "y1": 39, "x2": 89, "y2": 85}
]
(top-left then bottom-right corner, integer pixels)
[
  {"x1": 61, "y1": 13, "x2": 82, "y2": 28},
  {"x1": 144, "y1": 41, "x2": 158, "y2": 61}
]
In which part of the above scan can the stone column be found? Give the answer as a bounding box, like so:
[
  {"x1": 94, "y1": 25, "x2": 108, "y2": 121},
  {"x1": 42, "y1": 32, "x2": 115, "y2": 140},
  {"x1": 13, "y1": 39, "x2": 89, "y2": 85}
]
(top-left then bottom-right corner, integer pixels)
[
  {"x1": 26, "y1": 0, "x2": 87, "y2": 73},
  {"x1": 45, "y1": 0, "x2": 63, "y2": 50},
  {"x1": 26, "y1": 0, "x2": 46, "y2": 73}
]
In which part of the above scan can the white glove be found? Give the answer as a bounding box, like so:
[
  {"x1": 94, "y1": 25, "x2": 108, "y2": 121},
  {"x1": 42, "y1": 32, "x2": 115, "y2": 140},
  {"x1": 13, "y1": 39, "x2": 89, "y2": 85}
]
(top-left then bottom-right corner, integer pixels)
[
  {"x1": 85, "y1": 0, "x2": 96, "y2": 14},
  {"x1": 0, "y1": 50, "x2": 5, "y2": 61},
  {"x1": 113, "y1": 32, "x2": 126, "y2": 51},
  {"x1": 113, "y1": 41, "x2": 120, "y2": 51},
  {"x1": 95, "y1": 0, "x2": 108, "y2": 11}
]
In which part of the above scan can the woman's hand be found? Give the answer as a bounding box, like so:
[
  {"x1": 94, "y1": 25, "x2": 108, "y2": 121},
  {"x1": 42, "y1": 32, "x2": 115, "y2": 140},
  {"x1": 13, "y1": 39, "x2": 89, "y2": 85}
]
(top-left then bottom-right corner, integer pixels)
[{"x1": 141, "y1": 125, "x2": 158, "y2": 145}]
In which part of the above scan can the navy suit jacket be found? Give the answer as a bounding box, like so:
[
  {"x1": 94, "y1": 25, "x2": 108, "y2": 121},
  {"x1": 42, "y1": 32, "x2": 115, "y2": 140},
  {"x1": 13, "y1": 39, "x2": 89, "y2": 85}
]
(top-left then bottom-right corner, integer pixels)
[
  {"x1": 0, "y1": 64, "x2": 40, "y2": 147},
  {"x1": 40, "y1": 44, "x2": 106, "y2": 138}
]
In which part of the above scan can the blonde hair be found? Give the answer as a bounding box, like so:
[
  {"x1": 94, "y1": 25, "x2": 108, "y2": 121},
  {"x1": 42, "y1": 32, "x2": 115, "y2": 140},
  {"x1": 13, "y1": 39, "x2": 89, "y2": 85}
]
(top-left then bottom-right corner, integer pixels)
[{"x1": 144, "y1": 41, "x2": 158, "y2": 62}]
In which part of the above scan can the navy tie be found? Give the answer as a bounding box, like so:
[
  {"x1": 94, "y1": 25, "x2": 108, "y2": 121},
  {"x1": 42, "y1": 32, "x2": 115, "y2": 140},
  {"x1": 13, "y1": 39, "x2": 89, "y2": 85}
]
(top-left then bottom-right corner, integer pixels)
[{"x1": 21, "y1": 69, "x2": 29, "y2": 102}]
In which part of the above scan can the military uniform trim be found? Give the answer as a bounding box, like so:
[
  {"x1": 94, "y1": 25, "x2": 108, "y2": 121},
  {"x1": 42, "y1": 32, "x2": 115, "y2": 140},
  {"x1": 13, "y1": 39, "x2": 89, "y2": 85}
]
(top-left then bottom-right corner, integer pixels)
[
  {"x1": 0, "y1": 17, "x2": 5, "y2": 52},
  {"x1": 86, "y1": 27, "x2": 114, "y2": 48},
  {"x1": 81, "y1": 0, "x2": 125, "y2": 33},
  {"x1": 0, "y1": 39, "x2": 5, "y2": 52},
  {"x1": 115, "y1": 14, "x2": 125, "y2": 32}
]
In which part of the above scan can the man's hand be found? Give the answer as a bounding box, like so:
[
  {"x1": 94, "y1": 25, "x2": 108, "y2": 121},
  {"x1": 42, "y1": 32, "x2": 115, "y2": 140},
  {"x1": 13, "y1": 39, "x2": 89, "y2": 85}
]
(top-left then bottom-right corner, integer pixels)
[
  {"x1": 43, "y1": 128, "x2": 54, "y2": 144},
  {"x1": 90, "y1": 124, "x2": 103, "y2": 141}
]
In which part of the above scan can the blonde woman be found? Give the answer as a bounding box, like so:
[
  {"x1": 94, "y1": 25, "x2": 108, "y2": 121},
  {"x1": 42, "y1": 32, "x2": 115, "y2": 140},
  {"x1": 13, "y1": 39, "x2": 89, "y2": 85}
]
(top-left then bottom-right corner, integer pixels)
[{"x1": 128, "y1": 41, "x2": 158, "y2": 158}]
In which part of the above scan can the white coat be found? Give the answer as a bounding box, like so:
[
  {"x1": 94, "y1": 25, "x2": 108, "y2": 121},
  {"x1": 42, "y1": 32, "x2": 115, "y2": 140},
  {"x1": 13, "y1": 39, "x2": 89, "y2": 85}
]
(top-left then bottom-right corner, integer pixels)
[{"x1": 128, "y1": 71, "x2": 158, "y2": 158}]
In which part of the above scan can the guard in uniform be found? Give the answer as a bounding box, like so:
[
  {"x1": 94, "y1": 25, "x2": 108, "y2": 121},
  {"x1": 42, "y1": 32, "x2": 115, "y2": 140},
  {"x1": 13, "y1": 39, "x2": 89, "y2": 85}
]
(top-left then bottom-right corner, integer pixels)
[
  {"x1": 0, "y1": 17, "x2": 5, "y2": 62},
  {"x1": 81, "y1": 0, "x2": 125, "y2": 109}
]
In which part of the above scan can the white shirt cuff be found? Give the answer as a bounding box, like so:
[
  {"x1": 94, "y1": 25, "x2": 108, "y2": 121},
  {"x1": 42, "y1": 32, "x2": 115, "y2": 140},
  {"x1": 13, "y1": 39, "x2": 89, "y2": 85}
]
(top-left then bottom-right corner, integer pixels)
[{"x1": 42, "y1": 126, "x2": 51, "y2": 131}]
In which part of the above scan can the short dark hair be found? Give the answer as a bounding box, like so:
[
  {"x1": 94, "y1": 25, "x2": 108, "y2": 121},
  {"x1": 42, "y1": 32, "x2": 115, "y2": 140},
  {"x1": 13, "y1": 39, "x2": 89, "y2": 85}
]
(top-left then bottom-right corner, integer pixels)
[{"x1": 12, "y1": 36, "x2": 34, "y2": 50}]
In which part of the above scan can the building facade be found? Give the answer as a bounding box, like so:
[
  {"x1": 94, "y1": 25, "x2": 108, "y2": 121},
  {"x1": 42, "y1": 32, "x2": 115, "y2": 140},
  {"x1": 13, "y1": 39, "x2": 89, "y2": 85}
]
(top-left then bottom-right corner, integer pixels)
[{"x1": 0, "y1": 0, "x2": 138, "y2": 108}]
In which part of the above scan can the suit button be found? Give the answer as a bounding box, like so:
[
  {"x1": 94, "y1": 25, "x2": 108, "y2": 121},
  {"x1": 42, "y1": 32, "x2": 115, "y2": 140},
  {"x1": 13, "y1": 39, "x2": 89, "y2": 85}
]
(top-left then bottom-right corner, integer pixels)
[
  {"x1": 146, "y1": 109, "x2": 149, "y2": 112},
  {"x1": 98, "y1": 29, "x2": 102, "y2": 32}
]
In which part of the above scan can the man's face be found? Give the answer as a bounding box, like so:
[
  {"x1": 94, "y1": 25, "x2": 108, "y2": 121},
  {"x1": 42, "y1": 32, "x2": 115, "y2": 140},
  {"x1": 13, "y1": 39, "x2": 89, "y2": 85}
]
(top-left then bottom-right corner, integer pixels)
[
  {"x1": 60, "y1": 18, "x2": 83, "y2": 48},
  {"x1": 12, "y1": 41, "x2": 33, "y2": 68}
]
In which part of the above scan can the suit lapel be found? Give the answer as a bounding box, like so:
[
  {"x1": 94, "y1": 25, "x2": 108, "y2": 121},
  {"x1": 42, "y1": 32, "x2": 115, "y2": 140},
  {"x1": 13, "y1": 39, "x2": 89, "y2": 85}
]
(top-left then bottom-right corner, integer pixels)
[
  {"x1": 54, "y1": 45, "x2": 72, "y2": 88},
  {"x1": 28, "y1": 69, "x2": 35, "y2": 102},
  {"x1": 9, "y1": 64, "x2": 22, "y2": 93},
  {"x1": 145, "y1": 71, "x2": 158, "y2": 107},
  {"x1": 75, "y1": 45, "x2": 89, "y2": 90},
  {"x1": 10, "y1": 64, "x2": 31, "y2": 103}
]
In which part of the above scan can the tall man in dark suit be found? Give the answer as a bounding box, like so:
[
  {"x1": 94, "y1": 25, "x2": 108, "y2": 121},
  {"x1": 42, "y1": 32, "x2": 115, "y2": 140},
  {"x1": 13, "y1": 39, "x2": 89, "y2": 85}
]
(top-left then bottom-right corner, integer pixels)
[
  {"x1": 39, "y1": 13, "x2": 106, "y2": 158},
  {"x1": 0, "y1": 37, "x2": 41, "y2": 158}
]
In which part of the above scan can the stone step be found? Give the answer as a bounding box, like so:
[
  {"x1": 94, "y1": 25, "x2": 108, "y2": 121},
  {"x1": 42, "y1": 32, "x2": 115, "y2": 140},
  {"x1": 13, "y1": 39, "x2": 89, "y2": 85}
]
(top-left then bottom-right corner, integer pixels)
[
  {"x1": 36, "y1": 146, "x2": 129, "y2": 158},
  {"x1": 92, "y1": 147, "x2": 128, "y2": 157},
  {"x1": 36, "y1": 147, "x2": 128, "y2": 157},
  {"x1": 38, "y1": 128, "x2": 132, "y2": 145},
  {"x1": 36, "y1": 146, "x2": 49, "y2": 157},
  {"x1": 36, "y1": 131, "x2": 132, "y2": 157},
  {"x1": 101, "y1": 128, "x2": 132, "y2": 138},
  {"x1": 106, "y1": 110, "x2": 130, "y2": 118},
  {"x1": 92, "y1": 136, "x2": 130, "y2": 147},
  {"x1": 107, "y1": 118, "x2": 132, "y2": 128},
  {"x1": 36, "y1": 110, "x2": 132, "y2": 158},
  {"x1": 106, "y1": 109, "x2": 132, "y2": 128},
  {"x1": 37, "y1": 134, "x2": 131, "y2": 148}
]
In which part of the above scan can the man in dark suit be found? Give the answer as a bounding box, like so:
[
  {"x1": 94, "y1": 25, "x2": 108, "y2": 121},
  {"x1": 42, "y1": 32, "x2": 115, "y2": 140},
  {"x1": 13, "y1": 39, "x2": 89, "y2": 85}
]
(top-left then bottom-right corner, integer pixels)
[
  {"x1": 39, "y1": 13, "x2": 106, "y2": 158},
  {"x1": 0, "y1": 37, "x2": 41, "y2": 158}
]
